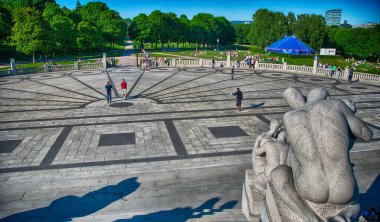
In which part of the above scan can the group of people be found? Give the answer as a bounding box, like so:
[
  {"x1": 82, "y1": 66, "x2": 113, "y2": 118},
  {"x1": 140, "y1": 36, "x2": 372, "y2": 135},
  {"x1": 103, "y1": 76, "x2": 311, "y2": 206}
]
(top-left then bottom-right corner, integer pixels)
[{"x1": 104, "y1": 79, "x2": 128, "y2": 103}]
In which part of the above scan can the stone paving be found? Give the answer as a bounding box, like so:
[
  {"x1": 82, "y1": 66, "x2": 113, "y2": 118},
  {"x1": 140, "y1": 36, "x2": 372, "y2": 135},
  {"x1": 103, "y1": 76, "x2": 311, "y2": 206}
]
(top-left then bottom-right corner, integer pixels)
[{"x1": 0, "y1": 66, "x2": 379, "y2": 221}]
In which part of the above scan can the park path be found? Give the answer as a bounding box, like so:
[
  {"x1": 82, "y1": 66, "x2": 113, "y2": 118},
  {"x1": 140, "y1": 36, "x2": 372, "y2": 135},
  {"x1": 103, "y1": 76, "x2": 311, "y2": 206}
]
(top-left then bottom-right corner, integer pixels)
[{"x1": 115, "y1": 40, "x2": 136, "y2": 67}]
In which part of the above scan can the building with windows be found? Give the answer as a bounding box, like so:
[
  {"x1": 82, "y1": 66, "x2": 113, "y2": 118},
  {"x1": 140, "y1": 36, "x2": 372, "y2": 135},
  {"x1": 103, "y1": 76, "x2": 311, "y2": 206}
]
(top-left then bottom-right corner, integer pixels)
[{"x1": 325, "y1": 9, "x2": 342, "y2": 26}]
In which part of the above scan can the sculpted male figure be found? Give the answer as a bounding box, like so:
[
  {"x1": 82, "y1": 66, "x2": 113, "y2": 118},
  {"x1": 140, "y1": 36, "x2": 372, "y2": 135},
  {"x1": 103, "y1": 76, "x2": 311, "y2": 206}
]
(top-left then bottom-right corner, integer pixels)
[{"x1": 251, "y1": 87, "x2": 373, "y2": 221}]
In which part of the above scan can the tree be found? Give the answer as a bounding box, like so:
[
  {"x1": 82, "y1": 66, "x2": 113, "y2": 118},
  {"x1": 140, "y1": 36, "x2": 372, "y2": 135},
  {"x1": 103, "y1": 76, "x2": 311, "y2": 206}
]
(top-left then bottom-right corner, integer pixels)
[
  {"x1": 49, "y1": 15, "x2": 77, "y2": 55},
  {"x1": 287, "y1": 12, "x2": 296, "y2": 35},
  {"x1": 249, "y1": 9, "x2": 288, "y2": 48},
  {"x1": 75, "y1": 0, "x2": 82, "y2": 11},
  {"x1": 294, "y1": 14, "x2": 326, "y2": 50},
  {"x1": 0, "y1": 3, "x2": 12, "y2": 53},
  {"x1": 128, "y1": 13, "x2": 151, "y2": 49},
  {"x1": 12, "y1": 7, "x2": 52, "y2": 62},
  {"x1": 179, "y1": 15, "x2": 190, "y2": 47},
  {"x1": 43, "y1": 2, "x2": 62, "y2": 20},
  {"x1": 148, "y1": 10, "x2": 165, "y2": 48},
  {"x1": 76, "y1": 21, "x2": 103, "y2": 53},
  {"x1": 98, "y1": 10, "x2": 126, "y2": 46},
  {"x1": 191, "y1": 13, "x2": 218, "y2": 47},
  {"x1": 234, "y1": 24, "x2": 250, "y2": 44},
  {"x1": 79, "y1": 1, "x2": 109, "y2": 22}
]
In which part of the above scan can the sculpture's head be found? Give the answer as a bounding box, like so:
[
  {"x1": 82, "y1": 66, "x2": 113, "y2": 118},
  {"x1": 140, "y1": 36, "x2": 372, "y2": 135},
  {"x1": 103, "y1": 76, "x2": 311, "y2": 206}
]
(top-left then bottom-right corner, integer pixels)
[
  {"x1": 283, "y1": 87, "x2": 306, "y2": 109},
  {"x1": 306, "y1": 88, "x2": 330, "y2": 105}
]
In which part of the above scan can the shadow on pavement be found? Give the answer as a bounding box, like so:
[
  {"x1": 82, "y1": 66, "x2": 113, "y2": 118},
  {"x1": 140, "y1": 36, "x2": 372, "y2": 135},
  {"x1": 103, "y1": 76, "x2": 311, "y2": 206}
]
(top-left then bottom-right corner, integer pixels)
[
  {"x1": 244, "y1": 102, "x2": 265, "y2": 110},
  {"x1": 114, "y1": 197, "x2": 237, "y2": 222},
  {"x1": 0, "y1": 177, "x2": 140, "y2": 222},
  {"x1": 360, "y1": 175, "x2": 380, "y2": 210}
]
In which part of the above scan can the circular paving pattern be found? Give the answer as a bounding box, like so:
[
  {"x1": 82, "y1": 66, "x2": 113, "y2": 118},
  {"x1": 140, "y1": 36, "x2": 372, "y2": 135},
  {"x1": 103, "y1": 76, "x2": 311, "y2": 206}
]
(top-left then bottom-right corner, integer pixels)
[
  {"x1": 351, "y1": 86, "x2": 368, "y2": 90},
  {"x1": 297, "y1": 77, "x2": 337, "y2": 84},
  {"x1": 258, "y1": 72, "x2": 294, "y2": 78},
  {"x1": 109, "y1": 102, "x2": 134, "y2": 108},
  {"x1": 310, "y1": 78, "x2": 324, "y2": 82},
  {"x1": 335, "y1": 83, "x2": 379, "y2": 93}
]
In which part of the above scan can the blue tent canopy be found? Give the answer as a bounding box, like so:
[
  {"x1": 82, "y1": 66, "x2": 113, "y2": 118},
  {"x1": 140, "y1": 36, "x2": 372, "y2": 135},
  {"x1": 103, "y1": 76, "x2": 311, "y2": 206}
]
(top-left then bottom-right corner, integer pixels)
[{"x1": 265, "y1": 36, "x2": 316, "y2": 55}]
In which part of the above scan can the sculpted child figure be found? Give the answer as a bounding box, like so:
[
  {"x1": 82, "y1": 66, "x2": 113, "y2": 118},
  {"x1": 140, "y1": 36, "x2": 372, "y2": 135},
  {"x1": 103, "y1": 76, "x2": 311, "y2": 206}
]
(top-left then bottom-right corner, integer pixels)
[{"x1": 251, "y1": 87, "x2": 373, "y2": 222}]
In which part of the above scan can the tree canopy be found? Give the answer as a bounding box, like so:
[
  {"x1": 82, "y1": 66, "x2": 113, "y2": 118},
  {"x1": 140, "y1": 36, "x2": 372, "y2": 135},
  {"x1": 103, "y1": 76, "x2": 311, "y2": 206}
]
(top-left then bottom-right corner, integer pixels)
[{"x1": 128, "y1": 11, "x2": 235, "y2": 48}]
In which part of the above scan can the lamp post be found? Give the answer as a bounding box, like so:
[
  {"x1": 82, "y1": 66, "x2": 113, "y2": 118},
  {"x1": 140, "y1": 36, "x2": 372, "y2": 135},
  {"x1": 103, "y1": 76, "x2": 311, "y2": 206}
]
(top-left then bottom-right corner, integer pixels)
[{"x1": 217, "y1": 38, "x2": 219, "y2": 51}]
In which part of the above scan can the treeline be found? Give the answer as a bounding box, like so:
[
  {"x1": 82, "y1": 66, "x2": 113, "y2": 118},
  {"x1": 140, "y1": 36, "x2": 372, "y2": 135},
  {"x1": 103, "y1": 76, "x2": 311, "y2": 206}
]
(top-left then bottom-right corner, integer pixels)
[
  {"x1": 0, "y1": 0, "x2": 127, "y2": 61},
  {"x1": 326, "y1": 26, "x2": 380, "y2": 59},
  {"x1": 129, "y1": 11, "x2": 235, "y2": 49},
  {"x1": 234, "y1": 9, "x2": 380, "y2": 60}
]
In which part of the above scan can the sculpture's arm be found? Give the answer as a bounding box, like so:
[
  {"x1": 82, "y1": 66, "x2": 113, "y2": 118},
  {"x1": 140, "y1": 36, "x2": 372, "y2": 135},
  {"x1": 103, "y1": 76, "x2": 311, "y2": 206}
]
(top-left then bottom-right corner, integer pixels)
[{"x1": 344, "y1": 108, "x2": 373, "y2": 142}]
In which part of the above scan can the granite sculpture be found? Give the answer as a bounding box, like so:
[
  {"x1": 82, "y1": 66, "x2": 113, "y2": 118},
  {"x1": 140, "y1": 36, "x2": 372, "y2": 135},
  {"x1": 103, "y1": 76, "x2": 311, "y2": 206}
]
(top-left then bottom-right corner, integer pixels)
[{"x1": 242, "y1": 87, "x2": 373, "y2": 222}]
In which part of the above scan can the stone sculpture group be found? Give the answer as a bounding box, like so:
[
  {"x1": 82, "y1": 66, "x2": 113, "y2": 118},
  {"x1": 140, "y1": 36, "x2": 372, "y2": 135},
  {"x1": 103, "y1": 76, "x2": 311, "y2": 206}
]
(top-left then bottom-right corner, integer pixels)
[{"x1": 242, "y1": 87, "x2": 373, "y2": 222}]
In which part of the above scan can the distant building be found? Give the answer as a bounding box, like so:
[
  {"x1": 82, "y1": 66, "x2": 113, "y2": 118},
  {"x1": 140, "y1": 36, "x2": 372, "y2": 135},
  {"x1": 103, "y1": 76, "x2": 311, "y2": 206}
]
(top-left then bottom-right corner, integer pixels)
[
  {"x1": 340, "y1": 20, "x2": 352, "y2": 28},
  {"x1": 325, "y1": 9, "x2": 342, "y2": 26},
  {"x1": 354, "y1": 22, "x2": 380, "y2": 28}
]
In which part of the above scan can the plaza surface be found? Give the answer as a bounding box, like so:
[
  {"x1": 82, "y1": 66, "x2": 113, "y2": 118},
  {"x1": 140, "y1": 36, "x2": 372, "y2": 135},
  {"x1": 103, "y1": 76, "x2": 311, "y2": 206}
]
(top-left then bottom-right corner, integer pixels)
[{"x1": 0, "y1": 66, "x2": 379, "y2": 221}]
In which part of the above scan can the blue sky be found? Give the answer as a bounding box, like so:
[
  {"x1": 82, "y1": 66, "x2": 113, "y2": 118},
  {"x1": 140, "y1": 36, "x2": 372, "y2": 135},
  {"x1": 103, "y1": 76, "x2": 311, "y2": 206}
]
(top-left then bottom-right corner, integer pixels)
[{"x1": 56, "y1": 0, "x2": 380, "y2": 25}]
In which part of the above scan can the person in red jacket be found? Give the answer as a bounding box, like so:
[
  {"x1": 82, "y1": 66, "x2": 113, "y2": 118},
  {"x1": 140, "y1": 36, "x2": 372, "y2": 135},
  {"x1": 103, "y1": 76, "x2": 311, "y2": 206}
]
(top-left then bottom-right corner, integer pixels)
[{"x1": 120, "y1": 79, "x2": 127, "y2": 99}]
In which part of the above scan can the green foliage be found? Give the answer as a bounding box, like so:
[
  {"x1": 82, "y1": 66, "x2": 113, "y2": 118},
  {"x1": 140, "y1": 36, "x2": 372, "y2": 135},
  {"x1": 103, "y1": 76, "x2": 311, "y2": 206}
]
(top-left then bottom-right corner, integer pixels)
[
  {"x1": 76, "y1": 21, "x2": 103, "y2": 51},
  {"x1": 249, "y1": 9, "x2": 288, "y2": 48},
  {"x1": 129, "y1": 11, "x2": 235, "y2": 49},
  {"x1": 98, "y1": 10, "x2": 126, "y2": 45},
  {"x1": 128, "y1": 13, "x2": 151, "y2": 47},
  {"x1": 233, "y1": 24, "x2": 250, "y2": 44},
  {"x1": 294, "y1": 14, "x2": 326, "y2": 50},
  {"x1": 0, "y1": 3, "x2": 12, "y2": 40},
  {"x1": 79, "y1": 1, "x2": 109, "y2": 22},
  {"x1": 11, "y1": 7, "x2": 52, "y2": 56},
  {"x1": 49, "y1": 15, "x2": 77, "y2": 53},
  {"x1": 331, "y1": 26, "x2": 380, "y2": 59}
]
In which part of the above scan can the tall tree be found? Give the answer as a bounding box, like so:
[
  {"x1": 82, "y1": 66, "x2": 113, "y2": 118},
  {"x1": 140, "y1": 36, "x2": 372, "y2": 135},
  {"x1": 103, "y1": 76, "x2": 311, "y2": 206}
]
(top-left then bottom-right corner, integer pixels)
[
  {"x1": 49, "y1": 15, "x2": 77, "y2": 55},
  {"x1": 12, "y1": 7, "x2": 52, "y2": 62},
  {"x1": 79, "y1": 1, "x2": 109, "y2": 22},
  {"x1": 98, "y1": 10, "x2": 126, "y2": 46},
  {"x1": 128, "y1": 13, "x2": 151, "y2": 48},
  {"x1": 234, "y1": 24, "x2": 250, "y2": 44},
  {"x1": 249, "y1": 9, "x2": 288, "y2": 48},
  {"x1": 76, "y1": 21, "x2": 103, "y2": 53},
  {"x1": 294, "y1": 14, "x2": 326, "y2": 50}
]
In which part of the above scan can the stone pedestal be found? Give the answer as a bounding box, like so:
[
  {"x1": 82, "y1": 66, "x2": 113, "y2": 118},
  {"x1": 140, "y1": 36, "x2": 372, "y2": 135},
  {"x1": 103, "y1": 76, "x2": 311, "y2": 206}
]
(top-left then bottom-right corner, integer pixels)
[
  {"x1": 282, "y1": 62, "x2": 287, "y2": 70},
  {"x1": 312, "y1": 56, "x2": 318, "y2": 74},
  {"x1": 227, "y1": 52, "x2": 231, "y2": 68},
  {"x1": 74, "y1": 62, "x2": 80, "y2": 70},
  {"x1": 10, "y1": 58, "x2": 16, "y2": 75},
  {"x1": 102, "y1": 52, "x2": 107, "y2": 70},
  {"x1": 241, "y1": 170, "x2": 263, "y2": 222}
]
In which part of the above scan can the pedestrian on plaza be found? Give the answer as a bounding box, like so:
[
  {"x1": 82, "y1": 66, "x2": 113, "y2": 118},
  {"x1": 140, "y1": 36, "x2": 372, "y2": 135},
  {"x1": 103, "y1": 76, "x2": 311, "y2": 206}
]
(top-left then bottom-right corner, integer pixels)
[
  {"x1": 212, "y1": 57, "x2": 215, "y2": 69},
  {"x1": 120, "y1": 79, "x2": 127, "y2": 99},
  {"x1": 348, "y1": 67, "x2": 354, "y2": 84},
  {"x1": 232, "y1": 88, "x2": 243, "y2": 112},
  {"x1": 336, "y1": 66, "x2": 342, "y2": 78},
  {"x1": 231, "y1": 66, "x2": 235, "y2": 80},
  {"x1": 105, "y1": 81, "x2": 113, "y2": 103}
]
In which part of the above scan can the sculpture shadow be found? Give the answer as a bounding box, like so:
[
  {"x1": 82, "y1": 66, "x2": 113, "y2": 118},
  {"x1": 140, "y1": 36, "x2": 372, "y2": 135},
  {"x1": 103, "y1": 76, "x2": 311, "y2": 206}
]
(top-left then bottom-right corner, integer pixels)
[
  {"x1": 244, "y1": 102, "x2": 265, "y2": 110},
  {"x1": 359, "y1": 175, "x2": 380, "y2": 210},
  {"x1": 0, "y1": 177, "x2": 140, "y2": 222},
  {"x1": 114, "y1": 197, "x2": 237, "y2": 222}
]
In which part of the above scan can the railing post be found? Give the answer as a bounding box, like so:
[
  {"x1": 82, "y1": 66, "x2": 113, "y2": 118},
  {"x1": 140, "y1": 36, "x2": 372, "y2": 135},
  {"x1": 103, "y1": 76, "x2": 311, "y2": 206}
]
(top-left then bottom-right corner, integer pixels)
[
  {"x1": 172, "y1": 58, "x2": 176, "y2": 67},
  {"x1": 312, "y1": 55, "x2": 318, "y2": 74},
  {"x1": 226, "y1": 52, "x2": 231, "y2": 67},
  {"x1": 102, "y1": 52, "x2": 107, "y2": 70},
  {"x1": 10, "y1": 58, "x2": 17, "y2": 75},
  {"x1": 74, "y1": 62, "x2": 80, "y2": 70},
  {"x1": 255, "y1": 62, "x2": 259, "y2": 69},
  {"x1": 199, "y1": 59, "x2": 203, "y2": 67},
  {"x1": 283, "y1": 62, "x2": 287, "y2": 70}
]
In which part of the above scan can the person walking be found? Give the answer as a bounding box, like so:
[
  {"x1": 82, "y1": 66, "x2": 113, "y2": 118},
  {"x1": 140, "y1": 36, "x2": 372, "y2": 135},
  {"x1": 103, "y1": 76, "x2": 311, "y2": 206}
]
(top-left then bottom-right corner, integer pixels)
[
  {"x1": 232, "y1": 87, "x2": 243, "y2": 112},
  {"x1": 348, "y1": 67, "x2": 354, "y2": 84},
  {"x1": 231, "y1": 66, "x2": 235, "y2": 80},
  {"x1": 212, "y1": 57, "x2": 215, "y2": 69},
  {"x1": 120, "y1": 79, "x2": 127, "y2": 99},
  {"x1": 105, "y1": 81, "x2": 113, "y2": 103}
]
